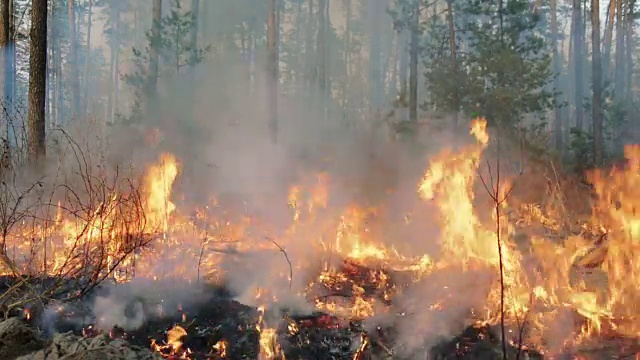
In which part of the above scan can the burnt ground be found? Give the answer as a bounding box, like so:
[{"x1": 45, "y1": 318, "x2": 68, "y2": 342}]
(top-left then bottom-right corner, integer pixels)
[
  {"x1": 0, "y1": 273, "x2": 637, "y2": 359},
  {"x1": 0, "y1": 273, "x2": 543, "y2": 360},
  {"x1": 47, "y1": 290, "x2": 542, "y2": 360}
]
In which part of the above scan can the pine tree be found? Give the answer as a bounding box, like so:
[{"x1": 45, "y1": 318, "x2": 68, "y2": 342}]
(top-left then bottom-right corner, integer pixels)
[
  {"x1": 124, "y1": 0, "x2": 209, "y2": 124},
  {"x1": 455, "y1": 0, "x2": 554, "y2": 128}
]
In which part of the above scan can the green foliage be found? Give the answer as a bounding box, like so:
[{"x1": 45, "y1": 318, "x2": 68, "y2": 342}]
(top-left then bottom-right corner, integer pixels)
[
  {"x1": 157, "y1": 0, "x2": 209, "y2": 72},
  {"x1": 568, "y1": 127, "x2": 594, "y2": 172},
  {"x1": 568, "y1": 91, "x2": 629, "y2": 170},
  {"x1": 423, "y1": 0, "x2": 555, "y2": 129},
  {"x1": 94, "y1": 0, "x2": 133, "y2": 48},
  {"x1": 603, "y1": 99, "x2": 628, "y2": 158},
  {"x1": 123, "y1": 0, "x2": 210, "y2": 123}
]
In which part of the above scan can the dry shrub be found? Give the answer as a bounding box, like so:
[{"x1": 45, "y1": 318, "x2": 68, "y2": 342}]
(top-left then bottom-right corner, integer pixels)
[{"x1": 0, "y1": 124, "x2": 156, "y2": 317}]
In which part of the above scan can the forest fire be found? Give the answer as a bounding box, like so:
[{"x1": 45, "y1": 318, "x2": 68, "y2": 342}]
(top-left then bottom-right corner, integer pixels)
[{"x1": 2, "y1": 118, "x2": 640, "y2": 359}]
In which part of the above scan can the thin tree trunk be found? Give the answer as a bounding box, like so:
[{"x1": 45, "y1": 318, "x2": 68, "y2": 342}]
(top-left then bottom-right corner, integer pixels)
[
  {"x1": 106, "y1": 16, "x2": 114, "y2": 123},
  {"x1": 323, "y1": 0, "x2": 329, "y2": 107},
  {"x1": 342, "y1": 0, "x2": 351, "y2": 119},
  {"x1": 47, "y1": 0, "x2": 54, "y2": 126},
  {"x1": 446, "y1": 0, "x2": 457, "y2": 129},
  {"x1": 390, "y1": 31, "x2": 399, "y2": 101},
  {"x1": 0, "y1": 0, "x2": 10, "y2": 161},
  {"x1": 83, "y1": 0, "x2": 92, "y2": 115},
  {"x1": 306, "y1": 0, "x2": 315, "y2": 88},
  {"x1": 399, "y1": 29, "x2": 408, "y2": 103},
  {"x1": 369, "y1": 0, "x2": 382, "y2": 114},
  {"x1": 399, "y1": 28, "x2": 408, "y2": 122},
  {"x1": 189, "y1": 0, "x2": 199, "y2": 76},
  {"x1": 7, "y1": 0, "x2": 12, "y2": 110},
  {"x1": 28, "y1": 0, "x2": 48, "y2": 162},
  {"x1": 551, "y1": 0, "x2": 563, "y2": 150},
  {"x1": 112, "y1": 7, "x2": 120, "y2": 122},
  {"x1": 0, "y1": 0, "x2": 7, "y2": 99},
  {"x1": 55, "y1": 39, "x2": 62, "y2": 127},
  {"x1": 602, "y1": 0, "x2": 616, "y2": 82},
  {"x1": 1, "y1": 0, "x2": 12, "y2": 145},
  {"x1": 1, "y1": 0, "x2": 9, "y2": 142},
  {"x1": 317, "y1": 0, "x2": 326, "y2": 95},
  {"x1": 248, "y1": 15, "x2": 256, "y2": 94},
  {"x1": 68, "y1": 0, "x2": 80, "y2": 116},
  {"x1": 625, "y1": 0, "x2": 634, "y2": 104},
  {"x1": 267, "y1": 0, "x2": 278, "y2": 143},
  {"x1": 148, "y1": 0, "x2": 162, "y2": 110},
  {"x1": 592, "y1": 0, "x2": 604, "y2": 164},
  {"x1": 294, "y1": 1, "x2": 303, "y2": 85},
  {"x1": 614, "y1": 0, "x2": 625, "y2": 97},
  {"x1": 573, "y1": 0, "x2": 584, "y2": 130},
  {"x1": 409, "y1": 0, "x2": 419, "y2": 123}
]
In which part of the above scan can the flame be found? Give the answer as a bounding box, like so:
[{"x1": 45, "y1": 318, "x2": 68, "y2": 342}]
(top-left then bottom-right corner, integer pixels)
[
  {"x1": 579, "y1": 145, "x2": 640, "y2": 337},
  {"x1": 212, "y1": 340, "x2": 227, "y2": 358},
  {"x1": 5, "y1": 119, "x2": 640, "y2": 356},
  {"x1": 151, "y1": 324, "x2": 192, "y2": 358},
  {"x1": 256, "y1": 306, "x2": 285, "y2": 360},
  {"x1": 144, "y1": 153, "x2": 179, "y2": 234},
  {"x1": 418, "y1": 117, "x2": 529, "y2": 320}
]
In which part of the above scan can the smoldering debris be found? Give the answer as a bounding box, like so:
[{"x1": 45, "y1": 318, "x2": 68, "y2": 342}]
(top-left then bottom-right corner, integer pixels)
[{"x1": 3, "y1": 274, "x2": 639, "y2": 360}]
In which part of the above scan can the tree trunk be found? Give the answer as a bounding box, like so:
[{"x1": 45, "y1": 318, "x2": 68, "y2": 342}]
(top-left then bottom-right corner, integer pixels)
[
  {"x1": 28, "y1": 0, "x2": 48, "y2": 162},
  {"x1": 399, "y1": 28, "x2": 408, "y2": 122},
  {"x1": 323, "y1": 0, "x2": 329, "y2": 105},
  {"x1": 68, "y1": 0, "x2": 80, "y2": 116},
  {"x1": 106, "y1": 12, "x2": 114, "y2": 123},
  {"x1": 248, "y1": 14, "x2": 256, "y2": 94},
  {"x1": 47, "y1": 0, "x2": 54, "y2": 126},
  {"x1": 83, "y1": 0, "x2": 91, "y2": 115},
  {"x1": 614, "y1": 0, "x2": 625, "y2": 98},
  {"x1": 625, "y1": 0, "x2": 634, "y2": 104},
  {"x1": 399, "y1": 29, "x2": 408, "y2": 104},
  {"x1": 551, "y1": 0, "x2": 563, "y2": 150},
  {"x1": 317, "y1": 0, "x2": 326, "y2": 95},
  {"x1": 148, "y1": 0, "x2": 162, "y2": 109},
  {"x1": 341, "y1": 0, "x2": 351, "y2": 119},
  {"x1": 1, "y1": 0, "x2": 9, "y2": 142},
  {"x1": 56, "y1": 46, "x2": 62, "y2": 126},
  {"x1": 446, "y1": 0, "x2": 457, "y2": 129},
  {"x1": 112, "y1": 7, "x2": 120, "y2": 122},
  {"x1": 573, "y1": 0, "x2": 584, "y2": 130},
  {"x1": 602, "y1": 0, "x2": 616, "y2": 82},
  {"x1": 369, "y1": 0, "x2": 382, "y2": 114},
  {"x1": 592, "y1": 0, "x2": 604, "y2": 164},
  {"x1": 267, "y1": 0, "x2": 278, "y2": 143},
  {"x1": 189, "y1": 0, "x2": 199, "y2": 77},
  {"x1": 7, "y1": 0, "x2": 12, "y2": 112},
  {"x1": 306, "y1": 0, "x2": 315, "y2": 88},
  {"x1": 409, "y1": 0, "x2": 419, "y2": 123},
  {"x1": 390, "y1": 31, "x2": 398, "y2": 100},
  {"x1": 200, "y1": 0, "x2": 207, "y2": 39}
]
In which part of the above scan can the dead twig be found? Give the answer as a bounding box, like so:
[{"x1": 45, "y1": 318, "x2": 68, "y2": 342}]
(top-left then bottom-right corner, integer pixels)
[
  {"x1": 264, "y1": 236, "x2": 293, "y2": 289},
  {"x1": 196, "y1": 234, "x2": 207, "y2": 284}
]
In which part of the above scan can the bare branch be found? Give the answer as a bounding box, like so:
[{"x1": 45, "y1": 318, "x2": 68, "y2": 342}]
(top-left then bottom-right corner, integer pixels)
[{"x1": 264, "y1": 236, "x2": 293, "y2": 289}]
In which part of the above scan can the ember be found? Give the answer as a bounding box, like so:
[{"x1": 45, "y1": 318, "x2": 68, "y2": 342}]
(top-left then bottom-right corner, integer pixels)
[{"x1": 150, "y1": 325, "x2": 192, "y2": 358}]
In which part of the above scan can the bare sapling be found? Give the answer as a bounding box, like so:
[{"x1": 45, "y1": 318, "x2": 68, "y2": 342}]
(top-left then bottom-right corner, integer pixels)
[{"x1": 478, "y1": 133, "x2": 523, "y2": 360}]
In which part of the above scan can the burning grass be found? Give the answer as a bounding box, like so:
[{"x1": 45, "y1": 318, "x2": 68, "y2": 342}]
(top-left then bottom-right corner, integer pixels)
[{"x1": 1, "y1": 118, "x2": 640, "y2": 359}]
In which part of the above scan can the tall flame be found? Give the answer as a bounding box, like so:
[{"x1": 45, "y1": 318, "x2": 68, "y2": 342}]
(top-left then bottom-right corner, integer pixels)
[{"x1": 145, "y1": 153, "x2": 179, "y2": 233}]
